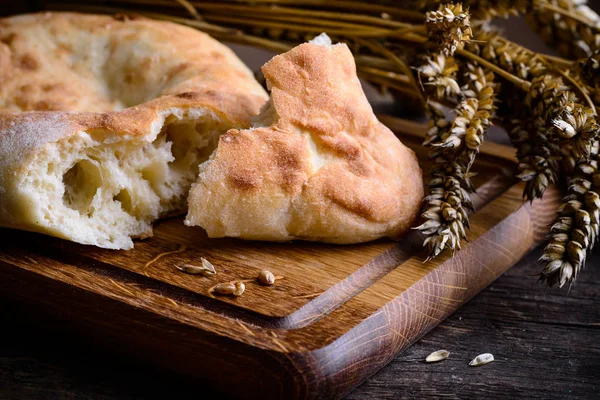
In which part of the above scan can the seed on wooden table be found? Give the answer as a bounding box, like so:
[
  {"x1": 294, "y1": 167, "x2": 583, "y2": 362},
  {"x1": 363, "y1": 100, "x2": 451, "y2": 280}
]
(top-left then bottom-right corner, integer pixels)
[
  {"x1": 176, "y1": 264, "x2": 212, "y2": 276},
  {"x1": 176, "y1": 257, "x2": 216, "y2": 276},
  {"x1": 425, "y1": 349, "x2": 449, "y2": 363},
  {"x1": 469, "y1": 353, "x2": 494, "y2": 366},
  {"x1": 257, "y1": 270, "x2": 275, "y2": 285},
  {"x1": 211, "y1": 282, "x2": 236, "y2": 295},
  {"x1": 200, "y1": 258, "x2": 216, "y2": 274},
  {"x1": 211, "y1": 281, "x2": 245, "y2": 297},
  {"x1": 233, "y1": 281, "x2": 245, "y2": 296}
]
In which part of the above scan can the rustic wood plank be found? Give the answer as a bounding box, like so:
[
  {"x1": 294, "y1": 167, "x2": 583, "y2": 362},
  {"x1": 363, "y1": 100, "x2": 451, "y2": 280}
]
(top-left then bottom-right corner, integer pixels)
[
  {"x1": 348, "y1": 248, "x2": 600, "y2": 400},
  {"x1": 1, "y1": 246, "x2": 597, "y2": 399},
  {"x1": 49, "y1": 226, "x2": 393, "y2": 318}
]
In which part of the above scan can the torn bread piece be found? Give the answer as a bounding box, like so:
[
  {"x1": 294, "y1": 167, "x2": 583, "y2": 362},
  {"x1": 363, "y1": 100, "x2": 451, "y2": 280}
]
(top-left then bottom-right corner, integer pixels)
[
  {"x1": 185, "y1": 34, "x2": 424, "y2": 244},
  {"x1": 0, "y1": 13, "x2": 267, "y2": 249}
]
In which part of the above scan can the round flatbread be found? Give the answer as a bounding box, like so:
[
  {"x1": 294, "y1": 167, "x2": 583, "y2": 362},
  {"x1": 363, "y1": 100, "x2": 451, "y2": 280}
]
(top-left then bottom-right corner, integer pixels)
[{"x1": 0, "y1": 12, "x2": 268, "y2": 249}]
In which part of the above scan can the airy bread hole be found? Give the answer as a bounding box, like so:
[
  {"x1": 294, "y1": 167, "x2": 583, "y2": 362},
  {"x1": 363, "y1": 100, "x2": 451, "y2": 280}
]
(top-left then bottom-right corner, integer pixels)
[
  {"x1": 25, "y1": 112, "x2": 232, "y2": 249},
  {"x1": 194, "y1": 120, "x2": 222, "y2": 161},
  {"x1": 113, "y1": 189, "x2": 134, "y2": 214},
  {"x1": 140, "y1": 118, "x2": 221, "y2": 213},
  {"x1": 62, "y1": 159, "x2": 102, "y2": 215},
  {"x1": 168, "y1": 129, "x2": 191, "y2": 168},
  {"x1": 69, "y1": 117, "x2": 225, "y2": 222},
  {"x1": 165, "y1": 121, "x2": 213, "y2": 173},
  {"x1": 141, "y1": 161, "x2": 169, "y2": 194}
]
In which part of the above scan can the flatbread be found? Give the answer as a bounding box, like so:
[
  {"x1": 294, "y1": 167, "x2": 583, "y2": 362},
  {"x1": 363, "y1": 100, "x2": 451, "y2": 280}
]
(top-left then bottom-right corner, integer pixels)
[
  {"x1": 0, "y1": 12, "x2": 267, "y2": 249},
  {"x1": 186, "y1": 34, "x2": 424, "y2": 244}
]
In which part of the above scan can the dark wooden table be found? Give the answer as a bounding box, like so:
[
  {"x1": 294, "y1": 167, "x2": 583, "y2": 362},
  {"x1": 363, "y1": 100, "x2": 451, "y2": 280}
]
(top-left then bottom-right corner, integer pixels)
[{"x1": 1, "y1": 246, "x2": 598, "y2": 399}]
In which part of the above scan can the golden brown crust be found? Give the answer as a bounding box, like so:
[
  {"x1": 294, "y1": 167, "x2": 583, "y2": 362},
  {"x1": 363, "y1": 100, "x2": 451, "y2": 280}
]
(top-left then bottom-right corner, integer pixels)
[
  {"x1": 0, "y1": 11, "x2": 267, "y2": 183},
  {"x1": 186, "y1": 39, "x2": 424, "y2": 243},
  {"x1": 0, "y1": 12, "x2": 267, "y2": 114}
]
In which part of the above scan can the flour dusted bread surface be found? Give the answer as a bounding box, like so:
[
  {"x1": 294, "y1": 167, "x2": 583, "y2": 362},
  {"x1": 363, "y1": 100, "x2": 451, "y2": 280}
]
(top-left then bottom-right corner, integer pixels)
[
  {"x1": 0, "y1": 12, "x2": 267, "y2": 249},
  {"x1": 186, "y1": 34, "x2": 424, "y2": 243}
]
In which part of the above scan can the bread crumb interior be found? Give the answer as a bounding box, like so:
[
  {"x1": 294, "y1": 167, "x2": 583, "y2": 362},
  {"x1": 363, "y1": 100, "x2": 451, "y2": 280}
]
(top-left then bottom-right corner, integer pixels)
[{"x1": 23, "y1": 111, "x2": 226, "y2": 249}]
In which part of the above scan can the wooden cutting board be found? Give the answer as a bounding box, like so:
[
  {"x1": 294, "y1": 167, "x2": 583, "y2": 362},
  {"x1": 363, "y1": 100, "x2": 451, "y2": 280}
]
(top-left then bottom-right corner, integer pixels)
[{"x1": 0, "y1": 115, "x2": 559, "y2": 399}]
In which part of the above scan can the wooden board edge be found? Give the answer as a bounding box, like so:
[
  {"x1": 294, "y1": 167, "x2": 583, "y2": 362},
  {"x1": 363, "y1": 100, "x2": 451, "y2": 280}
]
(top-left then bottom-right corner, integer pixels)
[
  {"x1": 0, "y1": 183, "x2": 561, "y2": 399},
  {"x1": 279, "y1": 184, "x2": 561, "y2": 399}
]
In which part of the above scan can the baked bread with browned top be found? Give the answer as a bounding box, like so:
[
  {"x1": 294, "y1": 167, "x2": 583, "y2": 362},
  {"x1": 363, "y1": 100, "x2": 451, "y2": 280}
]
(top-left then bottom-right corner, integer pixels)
[
  {"x1": 185, "y1": 34, "x2": 424, "y2": 244},
  {"x1": 0, "y1": 12, "x2": 267, "y2": 249}
]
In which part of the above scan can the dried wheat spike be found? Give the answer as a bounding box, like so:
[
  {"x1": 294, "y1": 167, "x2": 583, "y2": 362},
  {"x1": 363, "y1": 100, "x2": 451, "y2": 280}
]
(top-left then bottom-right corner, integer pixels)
[
  {"x1": 526, "y1": 75, "x2": 574, "y2": 118},
  {"x1": 469, "y1": 31, "x2": 596, "y2": 199},
  {"x1": 459, "y1": 64, "x2": 496, "y2": 169},
  {"x1": 424, "y1": 101, "x2": 450, "y2": 146},
  {"x1": 505, "y1": 114, "x2": 559, "y2": 201},
  {"x1": 515, "y1": 126, "x2": 561, "y2": 200},
  {"x1": 580, "y1": 50, "x2": 600, "y2": 89},
  {"x1": 516, "y1": 75, "x2": 577, "y2": 201},
  {"x1": 418, "y1": 101, "x2": 475, "y2": 259},
  {"x1": 527, "y1": 0, "x2": 600, "y2": 58},
  {"x1": 416, "y1": 153, "x2": 474, "y2": 259},
  {"x1": 570, "y1": 53, "x2": 600, "y2": 110},
  {"x1": 467, "y1": 26, "x2": 546, "y2": 80},
  {"x1": 418, "y1": 53, "x2": 461, "y2": 99},
  {"x1": 540, "y1": 140, "x2": 600, "y2": 287},
  {"x1": 416, "y1": 0, "x2": 530, "y2": 19},
  {"x1": 529, "y1": 75, "x2": 598, "y2": 160},
  {"x1": 508, "y1": 116, "x2": 557, "y2": 200},
  {"x1": 552, "y1": 102, "x2": 599, "y2": 159},
  {"x1": 425, "y1": 3, "x2": 472, "y2": 56},
  {"x1": 417, "y1": 34, "x2": 471, "y2": 260},
  {"x1": 432, "y1": 63, "x2": 496, "y2": 170}
]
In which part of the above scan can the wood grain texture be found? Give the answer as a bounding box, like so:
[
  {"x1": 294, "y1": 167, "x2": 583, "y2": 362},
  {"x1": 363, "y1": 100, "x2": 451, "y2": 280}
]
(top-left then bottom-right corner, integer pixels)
[
  {"x1": 1, "y1": 247, "x2": 597, "y2": 400},
  {"x1": 348, "y1": 247, "x2": 600, "y2": 400},
  {"x1": 0, "y1": 117, "x2": 561, "y2": 399}
]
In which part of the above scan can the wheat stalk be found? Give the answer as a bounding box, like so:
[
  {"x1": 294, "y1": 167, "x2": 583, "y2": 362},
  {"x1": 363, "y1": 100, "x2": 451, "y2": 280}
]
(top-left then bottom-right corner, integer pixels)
[{"x1": 541, "y1": 140, "x2": 600, "y2": 287}]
